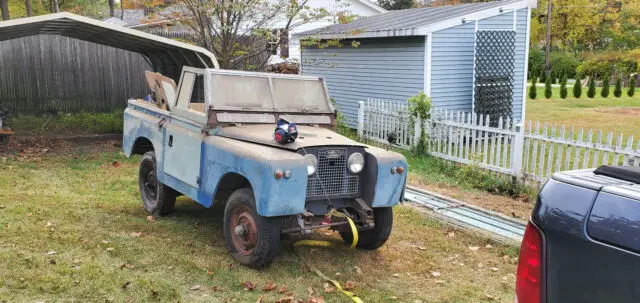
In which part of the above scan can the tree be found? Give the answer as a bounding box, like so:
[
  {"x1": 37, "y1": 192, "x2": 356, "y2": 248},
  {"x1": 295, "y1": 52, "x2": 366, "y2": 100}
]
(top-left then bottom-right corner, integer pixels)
[
  {"x1": 628, "y1": 75, "x2": 636, "y2": 97},
  {"x1": 378, "y1": 0, "x2": 414, "y2": 10},
  {"x1": 529, "y1": 75, "x2": 537, "y2": 99},
  {"x1": 51, "y1": 0, "x2": 59, "y2": 12},
  {"x1": 108, "y1": 0, "x2": 115, "y2": 17},
  {"x1": 573, "y1": 75, "x2": 582, "y2": 98},
  {"x1": 545, "y1": 75, "x2": 553, "y2": 98},
  {"x1": 25, "y1": 0, "x2": 32, "y2": 16},
  {"x1": 587, "y1": 76, "x2": 596, "y2": 98},
  {"x1": 614, "y1": 77, "x2": 622, "y2": 97},
  {"x1": 0, "y1": 0, "x2": 9, "y2": 20},
  {"x1": 601, "y1": 75, "x2": 610, "y2": 98},
  {"x1": 560, "y1": 74, "x2": 568, "y2": 98}
]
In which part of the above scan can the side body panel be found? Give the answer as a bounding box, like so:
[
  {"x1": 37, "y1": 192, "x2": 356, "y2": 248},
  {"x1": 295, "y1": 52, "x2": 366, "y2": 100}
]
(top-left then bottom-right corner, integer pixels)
[
  {"x1": 365, "y1": 146, "x2": 407, "y2": 207},
  {"x1": 534, "y1": 179, "x2": 640, "y2": 303}
]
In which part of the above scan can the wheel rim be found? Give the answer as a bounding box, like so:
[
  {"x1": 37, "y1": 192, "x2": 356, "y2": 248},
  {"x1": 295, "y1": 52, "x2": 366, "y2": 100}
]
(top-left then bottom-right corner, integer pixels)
[
  {"x1": 230, "y1": 205, "x2": 258, "y2": 256},
  {"x1": 142, "y1": 168, "x2": 158, "y2": 203}
]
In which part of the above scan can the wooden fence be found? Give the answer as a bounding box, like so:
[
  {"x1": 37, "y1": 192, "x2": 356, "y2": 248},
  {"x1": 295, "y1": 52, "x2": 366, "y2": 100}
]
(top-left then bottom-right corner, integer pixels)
[
  {"x1": 0, "y1": 35, "x2": 152, "y2": 114},
  {"x1": 357, "y1": 99, "x2": 640, "y2": 185}
]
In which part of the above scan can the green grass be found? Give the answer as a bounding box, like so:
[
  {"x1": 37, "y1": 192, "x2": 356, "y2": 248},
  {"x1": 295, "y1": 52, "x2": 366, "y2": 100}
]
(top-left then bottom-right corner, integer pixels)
[
  {"x1": 0, "y1": 148, "x2": 519, "y2": 302},
  {"x1": 526, "y1": 85, "x2": 640, "y2": 137},
  {"x1": 5, "y1": 112, "x2": 123, "y2": 134}
]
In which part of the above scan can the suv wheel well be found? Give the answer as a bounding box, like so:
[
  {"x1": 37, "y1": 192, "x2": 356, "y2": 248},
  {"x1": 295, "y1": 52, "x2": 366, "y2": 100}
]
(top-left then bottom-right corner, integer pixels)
[
  {"x1": 132, "y1": 137, "x2": 154, "y2": 155},
  {"x1": 214, "y1": 173, "x2": 252, "y2": 203}
]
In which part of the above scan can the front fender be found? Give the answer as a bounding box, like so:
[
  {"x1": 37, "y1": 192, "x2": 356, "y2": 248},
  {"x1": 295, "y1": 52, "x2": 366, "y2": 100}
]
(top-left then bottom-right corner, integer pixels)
[
  {"x1": 365, "y1": 146, "x2": 407, "y2": 207},
  {"x1": 201, "y1": 136, "x2": 308, "y2": 217}
]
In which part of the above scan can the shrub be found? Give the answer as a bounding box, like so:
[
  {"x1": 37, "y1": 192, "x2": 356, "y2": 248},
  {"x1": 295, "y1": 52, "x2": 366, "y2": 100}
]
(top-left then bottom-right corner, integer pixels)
[
  {"x1": 528, "y1": 75, "x2": 537, "y2": 99},
  {"x1": 544, "y1": 75, "x2": 552, "y2": 98},
  {"x1": 539, "y1": 71, "x2": 547, "y2": 83},
  {"x1": 528, "y1": 50, "x2": 580, "y2": 79},
  {"x1": 628, "y1": 75, "x2": 636, "y2": 97},
  {"x1": 560, "y1": 75, "x2": 568, "y2": 99},
  {"x1": 408, "y1": 92, "x2": 432, "y2": 155},
  {"x1": 614, "y1": 77, "x2": 622, "y2": 98},
  {"x1": 587, "y1": 77, "x2": 596, "y2": 98},
  {"x1": 601, "y1": 75, "x2": 610, "y2": 98},
  {"x1": 573, "y1": 76, "x2": 582, "y2": 98},
  {"x1": 551, "y1": 72, "x2": 557, "y2": 84},
  {"x1": 577, "y1": 50, "x2": 640, "y2": 80}
]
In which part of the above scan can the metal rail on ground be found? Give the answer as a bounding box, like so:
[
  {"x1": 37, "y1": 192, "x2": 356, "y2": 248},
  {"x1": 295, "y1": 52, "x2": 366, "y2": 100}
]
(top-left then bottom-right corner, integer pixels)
[{"x1": 404, "y1": 185, "x2": 526, "y2": 244}]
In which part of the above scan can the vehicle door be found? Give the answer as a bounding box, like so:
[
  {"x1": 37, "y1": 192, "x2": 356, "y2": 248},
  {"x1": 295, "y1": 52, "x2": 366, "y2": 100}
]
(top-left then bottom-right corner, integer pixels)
[{"x1": 162, "y1": 68, "x2": 208, "y2": 189}]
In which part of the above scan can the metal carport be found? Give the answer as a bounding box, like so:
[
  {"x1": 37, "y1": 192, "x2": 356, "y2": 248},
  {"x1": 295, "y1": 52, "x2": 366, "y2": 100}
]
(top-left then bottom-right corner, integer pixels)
[{"x1": 0, "y1": 12, "x2": 219, "y2": 81}]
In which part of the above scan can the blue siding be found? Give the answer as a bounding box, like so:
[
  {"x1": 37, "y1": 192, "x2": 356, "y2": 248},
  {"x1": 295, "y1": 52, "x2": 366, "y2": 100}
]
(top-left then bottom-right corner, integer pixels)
[
  {"x1": 430, "y1": 8, "x2": 529, "y2": 122},
  {"x1": 302, "y1": 37, "x2": 425, "y2": 127}
]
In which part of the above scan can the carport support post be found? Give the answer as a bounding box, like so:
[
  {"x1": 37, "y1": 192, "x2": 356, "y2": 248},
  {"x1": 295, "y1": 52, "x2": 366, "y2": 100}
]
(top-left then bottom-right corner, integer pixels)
[
  {"x1": 357, "y1": 101, "x2": 365, "y2": 138},
  {"x1": 511, "y1": 123, "x2": 525, "y2": 184}
]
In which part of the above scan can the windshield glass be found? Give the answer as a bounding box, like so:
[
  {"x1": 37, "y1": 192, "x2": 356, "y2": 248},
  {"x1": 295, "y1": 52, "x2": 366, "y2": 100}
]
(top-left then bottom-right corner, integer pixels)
[{"x1": 208, "y1": 70, "x2": 332, "y2": 113}]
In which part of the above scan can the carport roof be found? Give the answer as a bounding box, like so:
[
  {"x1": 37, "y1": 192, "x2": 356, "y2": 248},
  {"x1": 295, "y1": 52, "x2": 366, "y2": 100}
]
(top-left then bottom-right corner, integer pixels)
[
  {"x1": 294, "y1": 0, "x2": 531, "y2": 39},
  {"x1": 0, "y1": 12, "x2": 219, "y2": 72}
]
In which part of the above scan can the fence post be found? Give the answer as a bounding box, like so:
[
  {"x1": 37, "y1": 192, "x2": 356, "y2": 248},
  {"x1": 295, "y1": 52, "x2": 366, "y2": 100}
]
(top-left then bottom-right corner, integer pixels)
[
  {"x1": 413, "y1": 116, "x2": 422, "y2": 148},
  {"x1": 357, "y1": 101, "x2": 365, "y2": 138},
  {"x1": 511, "y1": 123, "x2": 525, "y2": 181}
]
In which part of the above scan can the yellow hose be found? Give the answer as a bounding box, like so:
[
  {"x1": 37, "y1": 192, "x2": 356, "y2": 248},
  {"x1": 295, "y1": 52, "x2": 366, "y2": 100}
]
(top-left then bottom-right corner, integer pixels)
[{"x1": 292, "y1": 213, "x2": 363, "y2": 303}]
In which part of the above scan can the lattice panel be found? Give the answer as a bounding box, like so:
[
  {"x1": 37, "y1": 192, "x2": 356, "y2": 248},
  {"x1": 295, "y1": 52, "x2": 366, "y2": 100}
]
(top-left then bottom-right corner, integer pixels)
[{"x1": 473, "y1": 30, "x2": 516, "y2": 125}]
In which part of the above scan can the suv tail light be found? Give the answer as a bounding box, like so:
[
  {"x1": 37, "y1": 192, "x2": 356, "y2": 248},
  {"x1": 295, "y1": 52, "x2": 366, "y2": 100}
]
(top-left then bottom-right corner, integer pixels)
[{"x1": 516, "y1": 222, "x2": 543, "y2": 303}]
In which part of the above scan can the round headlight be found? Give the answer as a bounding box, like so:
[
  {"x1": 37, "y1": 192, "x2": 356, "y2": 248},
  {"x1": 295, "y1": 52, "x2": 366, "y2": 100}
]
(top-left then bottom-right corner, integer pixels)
[
  {"x1": 304, "y1": 154, "x2": 317, "y2": 176},
  {"x1": 348, "y1": 152, "x2": 365, "y2": 174}
]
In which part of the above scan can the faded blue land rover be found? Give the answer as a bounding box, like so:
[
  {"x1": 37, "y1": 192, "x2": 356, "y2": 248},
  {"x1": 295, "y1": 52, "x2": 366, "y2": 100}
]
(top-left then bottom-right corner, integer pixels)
[{"x1": 123, "y1": 67, "x2": 407, "y2": 268}]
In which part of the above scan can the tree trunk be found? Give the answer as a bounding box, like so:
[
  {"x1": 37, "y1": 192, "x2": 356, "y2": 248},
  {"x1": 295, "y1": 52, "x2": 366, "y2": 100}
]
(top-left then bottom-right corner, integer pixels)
[
  {"x1": 120, "y1": 0, "x2": 124, "y2": 20},
  {"x1": 0, "y1": 0, "x2": 10, "y2": 20},
  {"x1": 25, "y1": 0, "x2": 33, "y2": 16},
  {"x1": 51, "y1": 0, "x2": 59, "y2": 12},
  {"x1": 108, "y1": 0, "x2": 115, "y2": 17},
  {"x1": 544, "y1": 0, "x2": 552, "y2": 77}
]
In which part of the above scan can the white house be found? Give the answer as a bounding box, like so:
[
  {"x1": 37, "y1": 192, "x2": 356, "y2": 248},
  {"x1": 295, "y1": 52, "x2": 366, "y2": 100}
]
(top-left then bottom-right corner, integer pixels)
[{"x1": 269, "y1": 0, "x2": 386, "y2": 64}]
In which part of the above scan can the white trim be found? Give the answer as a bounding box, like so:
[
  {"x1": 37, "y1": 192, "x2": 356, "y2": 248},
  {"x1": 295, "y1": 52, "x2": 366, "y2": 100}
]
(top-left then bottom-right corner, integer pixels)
[
  {"x1": 356, "y1": 0, "x2": 387, "y2": 13},
  {"x1": 424, "y1": 33, "x2": 433, "y2": 96},
  {"x1": 521, "y1": 6, "x2": 531, "y2": 123},
  {"x1": 420, "y1": 1, "x2": 528, "y2": 34},
  {"x1": 0, "y1": 12, "x2": 220, "y2": 69},
  {"x1": 471, "y1": 19, "x2": 479, "y2": 114}
]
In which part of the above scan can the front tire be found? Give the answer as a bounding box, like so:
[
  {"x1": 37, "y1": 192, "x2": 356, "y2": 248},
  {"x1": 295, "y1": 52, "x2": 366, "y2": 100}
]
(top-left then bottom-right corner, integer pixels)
[
  {"x1": 139, "y1": 151, "x2": 176, "y2": 216},
  {"x1": 340, "y1": 207, "x2": 393, "y2": 250},
  {"x1": 223, "y1": 188, "x2": 281, "y2": 269}
]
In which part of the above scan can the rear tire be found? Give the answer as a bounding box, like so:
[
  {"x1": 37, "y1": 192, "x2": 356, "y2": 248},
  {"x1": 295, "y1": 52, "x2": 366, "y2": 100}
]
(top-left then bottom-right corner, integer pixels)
[
  {"x1": 139, "y1": 151, "x2": 176, "y2": 216},
  {"x1": 340, "y1": 207, "x2": 393, "y2": 250},
  {"x1": 223, "y1": 188, "x2": 281, "y2": 269}
]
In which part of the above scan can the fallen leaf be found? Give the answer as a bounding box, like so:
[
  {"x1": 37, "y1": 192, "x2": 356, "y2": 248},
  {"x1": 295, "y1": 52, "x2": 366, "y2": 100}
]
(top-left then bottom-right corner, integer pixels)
[
  {"x1": 49, "y1": 259, "x2": 56, "y2": 264},
  {"x1": 106, "y1": 247, "x2": 115, "y2": 252},
  {"x1": 431, "y1": 271, "x2": 441, "y2": 277},
  {"x1": 73, "y1": 259, "x2": 81, "y2": 264},
  {"x1": 484, "y1": 293, "x2": 496, "y2": 300},
  {"x1": 354, "y1": 266, "x2": 362, "y2": 274},
  {"x1": 389, "y1": 296, "x2": 399, "y2": 300},
  {"x1": 45, "y1": 250, "x2": 56, "y2": 255},
  {"x1": 262, "y1": 281, "x2": 277, "y2": 292},
  {"x1": 485, "y1": 244, "x2": 493, "y2": 249},
  {"x1": 146, "y1": 216, "x2": 156, "y2": 223},
  {"x1": 130, "y1": 232, "x2": 143, "y2": 237},
  {"x1": 191, "y1": 285, "x2": 201, "y2": 290},
  {"x1": 477, "y1": 263, "x2": 484, "y2": 268},
  {"x1": 26, "y1": 213, "x2": 32, "y2": 217},
  {"x1": 447, "y1": 231, "x2": 455, "y2": 238},
  {"x1": 45, "y1": 221, "x2": 55, "y2": 228},
  {"x1": 323, "y1": 283, "x2": 335, "y2": 293},
  {"x1": 120, "y1": 263, "x2": 134, "y2": 270},
  {"x1": 256, "y1": 295, "x2": 263, "y2": 303},
  {"x1": 278, "y1": 284, "x2": 287, "y2": 294},
  {"x1": 307, "y1": 297, "x2": 325, "y2": 303},
  {"x1": 122, "y1": 281, "x2": 131, "y2": 289},
  {"x1": 112, "y1": 161, "x2": 121, "y2": 167},
  {"x1": 0, "y1": 205, "x2": 5, "y2": 209},
  {"x1": 468, "y1": 246, "x2": 480, "y2": 251},
  {"x1": 344, "y1": 281, "x2": 355, "y2": 290},
  {"x1": 207, "y1": 269, "x2": 215, "y2": 275},
  {"x1": 434, "y1": 279, "x2": 446, "y2": 284},
  {"x1": 392, "y1": 273, "x2": 400, "y2": 277},
  {"x1": 307, "y1": 286, "x2": 315, "y2": 296},
  {"x1": 276, "y1": 297, "x2": 293, "y2": 303},
  {"x1": 242, "y1": 281, "x2": 255, "y2": 291},
  {"x1": 101, "y1": 240, "x2": 110, "y2": 244},
  {"x1": 418, "y1": 246, "x2": 427, "y2": 250},
  {"x1": 491, "y1": 267, "x2": 500, "y2": 272},
  {"x1": 151, "y1": 289, "x2": 159, "y2": 299}
]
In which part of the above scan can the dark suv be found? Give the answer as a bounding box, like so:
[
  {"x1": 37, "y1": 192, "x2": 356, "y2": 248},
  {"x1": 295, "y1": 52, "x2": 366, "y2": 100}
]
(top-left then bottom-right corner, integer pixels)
[{"x1": 516, "y1": 165, "x2": 640, "y2": 303}]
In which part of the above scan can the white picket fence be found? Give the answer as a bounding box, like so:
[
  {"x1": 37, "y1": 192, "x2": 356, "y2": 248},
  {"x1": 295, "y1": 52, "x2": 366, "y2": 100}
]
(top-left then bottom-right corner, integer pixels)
[{"x1": 357, "y1": 99, "x2": 640, "y2": 185}]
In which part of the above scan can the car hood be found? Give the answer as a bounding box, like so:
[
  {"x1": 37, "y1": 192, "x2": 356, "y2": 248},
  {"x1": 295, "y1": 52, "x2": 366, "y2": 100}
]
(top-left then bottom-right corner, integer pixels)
[{"x1": 215, "y1": 124, "x2": 365, "y2": 151}]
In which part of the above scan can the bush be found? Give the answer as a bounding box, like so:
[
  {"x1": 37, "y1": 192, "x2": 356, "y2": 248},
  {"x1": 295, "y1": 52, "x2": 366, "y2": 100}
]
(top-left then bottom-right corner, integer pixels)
[
  {"x1": 528, "y1": 49, "x2": 580, "y2": 79},
  {"x1": 544, "y1": 75, "x2": 552, "y2": 98},
  {"x1": 577, "y1": 50, "x2": 640, "y2": 80},
  {"x1": 587, "y1": 77, "x2": 596, "y2": 98},
  {"x1": 628, "y1": 75, "x2": 636, "y2": 97},
  {"x1": 551, "y1": 72, "x2": 557, "y2": 84},
  {"x1": 601, "y1": 75, "x2": 610, "y2": 98},
  {"x1": 539, "y1": 71, "x2": 547, "y2": 83},
  {"x1": 614, "y1": 77, "x2": 622, "y2": 98},
  {"x1": 528, "y1": 75, "x2": 537, "y2": 99},
  {"x1": 408, "y1": 92, "x2": 432, "y2": 155},
  {"x1": 573, "y1": 76, "x2": 582, "y2": 98},
  {"x1": 560, "y1": 75, "x2": 568, "y2": 99}
]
